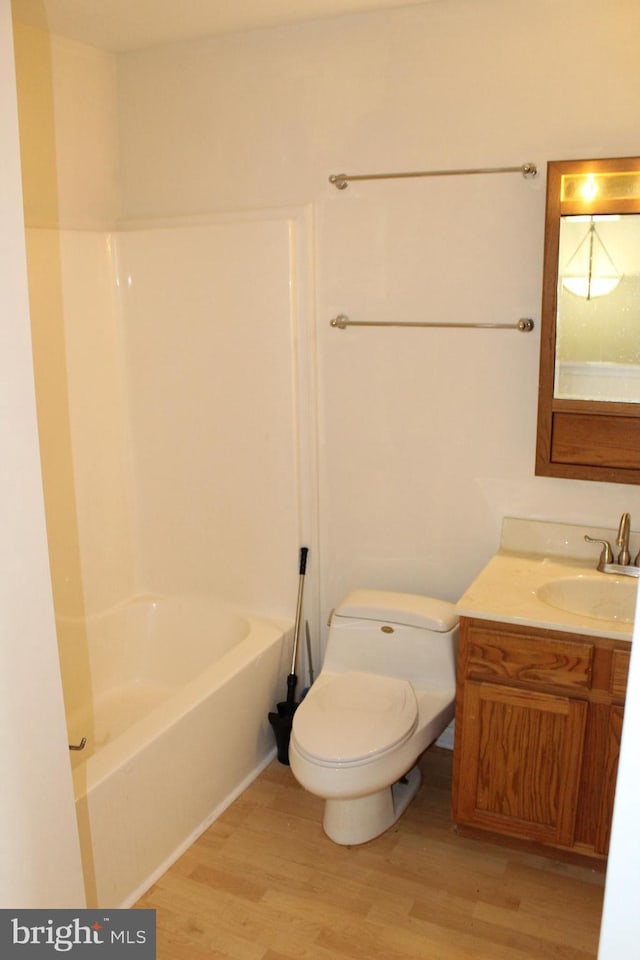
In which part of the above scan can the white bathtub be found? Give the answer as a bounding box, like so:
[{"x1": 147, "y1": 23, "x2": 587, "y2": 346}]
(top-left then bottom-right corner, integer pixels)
[{"x1": 56, "y1": 594, "x2": 291, "y2": 907}]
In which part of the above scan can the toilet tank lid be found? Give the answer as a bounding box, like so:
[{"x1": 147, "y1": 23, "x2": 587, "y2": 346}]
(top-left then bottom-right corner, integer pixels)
[{"x1": 335, "y1": 589, "x2": 458, "y2": 632}]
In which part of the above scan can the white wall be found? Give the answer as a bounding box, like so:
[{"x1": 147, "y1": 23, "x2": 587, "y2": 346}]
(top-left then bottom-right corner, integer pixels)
[
  {"x1": 0, "y1": 0, "x2": 84, "y2": 907},
  {"x1": 118, "y1": 0, "x2": 640, "y2": 633}
]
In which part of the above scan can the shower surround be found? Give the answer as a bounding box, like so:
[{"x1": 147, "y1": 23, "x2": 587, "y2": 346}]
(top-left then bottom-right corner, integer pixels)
[
  {"x1": 24, "y1": 209, "x2": 313, "y2": 905},
  {"x1": 27, "y1": 213, "x2": 309, "y2": 618}
]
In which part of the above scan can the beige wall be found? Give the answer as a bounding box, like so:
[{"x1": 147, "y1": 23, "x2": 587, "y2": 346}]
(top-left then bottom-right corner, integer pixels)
[
  {"x1": 13, "y1": 23, "x2": 119, "y2": 230},
  {"x1": 5, "y1": 0, "x2": 640, "y2": 929},
  {"x1": 117, "y1": 0, "x2": 640, "y2": 217},
  {"x1": 117, "y1": 0, "x2": 640, "y2": 630},
  {"x1": 0, "y1": 0, "x2": 84, "y2": 906},
  {"x1": 13, "y1": 0, "x2": 640, "y2": 632},
  {"x1": 13, "y1": 24, "x2": 134, "y2": 617},
  {"x1": 6, "y1": 0, "x2": 640, "y2": 923},
  {"x1": 13, "y1": 19, "x2": 311, "y2": 622}
]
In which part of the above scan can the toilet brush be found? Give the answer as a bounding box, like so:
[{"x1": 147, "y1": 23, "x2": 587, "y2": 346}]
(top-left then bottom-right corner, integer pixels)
[{"x1": 268, "y1": 546, "x2": 308, "y2": 764}]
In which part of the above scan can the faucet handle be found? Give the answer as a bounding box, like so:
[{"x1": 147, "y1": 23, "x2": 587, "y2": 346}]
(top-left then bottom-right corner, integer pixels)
[
  {"x1": 616, "y1": 512, "x2": 631, "y2": 565},
  {"x1": 584, "y1": 535, "x2": 613, "y2": 569}
]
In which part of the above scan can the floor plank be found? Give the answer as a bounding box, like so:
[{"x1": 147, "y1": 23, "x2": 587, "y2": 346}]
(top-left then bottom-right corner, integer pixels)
[{"x1": 136, "y1": 747, "x2": 604, "y2": 959}]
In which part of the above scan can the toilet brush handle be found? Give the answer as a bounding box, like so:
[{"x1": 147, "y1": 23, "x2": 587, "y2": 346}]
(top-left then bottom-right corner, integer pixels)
[{"x1": 290, "y1": 547, "x2": 309, "y2": 676}]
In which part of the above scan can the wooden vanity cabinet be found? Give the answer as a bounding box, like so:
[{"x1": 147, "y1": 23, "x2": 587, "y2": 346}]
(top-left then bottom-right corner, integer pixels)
[{"x1": 452, "y1": 617, "x2": 629, "y2": 860}]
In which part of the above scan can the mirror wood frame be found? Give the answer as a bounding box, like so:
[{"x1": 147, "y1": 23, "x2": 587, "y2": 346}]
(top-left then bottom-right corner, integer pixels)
[{"x1": 536, "y1": 156, "x2": 640, "y2": 485}]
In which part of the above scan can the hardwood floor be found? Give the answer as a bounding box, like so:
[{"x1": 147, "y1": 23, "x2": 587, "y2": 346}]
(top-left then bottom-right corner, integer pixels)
[{"x1": 135, "y1": 747, "x2": 605, "y2": 959}]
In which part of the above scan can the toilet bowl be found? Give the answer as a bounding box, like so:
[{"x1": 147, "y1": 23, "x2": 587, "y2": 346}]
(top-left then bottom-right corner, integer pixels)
[{"x1": 289, "y1": 589, "x2": 458, "y2": 845}]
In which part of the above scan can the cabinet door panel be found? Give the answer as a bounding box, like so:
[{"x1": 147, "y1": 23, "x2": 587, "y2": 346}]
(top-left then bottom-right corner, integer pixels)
[
  {"x1": 595, "y1": 705, "x2": 625, "y2": 855},
  {"x1": 456, "y1": 682, "x2": 588, "y2": 846},
  {"x1": 610, "y1": 651, "x2": 630, "y2": 700}
]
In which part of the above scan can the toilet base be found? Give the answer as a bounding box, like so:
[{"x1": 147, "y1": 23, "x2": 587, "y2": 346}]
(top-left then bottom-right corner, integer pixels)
[{"x1": 322, "y1": 764, "x2": 422, "y2": 845}]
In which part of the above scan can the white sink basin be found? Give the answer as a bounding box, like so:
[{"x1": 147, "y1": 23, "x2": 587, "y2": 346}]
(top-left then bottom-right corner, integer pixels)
[{"x1": 537, "y1": 575, "x2": 638, "y2": 624}]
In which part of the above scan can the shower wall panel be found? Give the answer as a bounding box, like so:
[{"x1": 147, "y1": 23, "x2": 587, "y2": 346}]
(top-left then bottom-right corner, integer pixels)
[
  {"x1": 25, "y1": 228, "x2": 136, "y2": 617},
  {"x1": 116, "y1": 213, "x2": 303, "y2": 619}
]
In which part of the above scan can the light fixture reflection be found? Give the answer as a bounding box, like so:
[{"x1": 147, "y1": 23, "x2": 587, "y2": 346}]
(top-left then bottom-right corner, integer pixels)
[
  {"x1": 580, "y1": 174, "x2": 598, "y2": 202},
  {"x1": 561, "y1": 216, "x2": 621, "y2": 300}
]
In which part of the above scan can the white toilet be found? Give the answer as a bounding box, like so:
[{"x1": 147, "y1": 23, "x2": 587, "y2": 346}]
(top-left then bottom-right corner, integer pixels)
[{"x1": 289, "y1": 588, "x2": 458, "y2": 845}]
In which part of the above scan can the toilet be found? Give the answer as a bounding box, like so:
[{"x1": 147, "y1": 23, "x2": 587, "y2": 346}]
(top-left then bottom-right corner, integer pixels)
[{"x1": 289, "y1": 588, "x2": 458, "y2": 845}]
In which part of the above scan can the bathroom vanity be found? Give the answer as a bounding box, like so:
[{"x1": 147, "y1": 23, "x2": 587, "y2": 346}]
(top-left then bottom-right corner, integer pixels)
[{"x1": 452, "y1": 518, "x2": 636, "y2": 861}]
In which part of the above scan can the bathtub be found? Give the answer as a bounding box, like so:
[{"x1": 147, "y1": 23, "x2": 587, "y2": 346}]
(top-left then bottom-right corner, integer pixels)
[{"x1": 56, "y1": 594, "x2": 291, "y2": 908}]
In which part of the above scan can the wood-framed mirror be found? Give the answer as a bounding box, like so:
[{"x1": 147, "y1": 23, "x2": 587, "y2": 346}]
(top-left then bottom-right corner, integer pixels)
[{"x1": 536, "y1": 156, "x2": 640, "y2": 484}]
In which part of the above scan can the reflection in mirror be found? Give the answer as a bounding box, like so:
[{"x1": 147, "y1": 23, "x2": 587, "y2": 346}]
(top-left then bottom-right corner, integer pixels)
[
  {"x1": 535, "y1": 155, "x2": 640, "y2": 484},
  {"x1": 555, "y1": 213, "x2": 640, "y2": 402}
]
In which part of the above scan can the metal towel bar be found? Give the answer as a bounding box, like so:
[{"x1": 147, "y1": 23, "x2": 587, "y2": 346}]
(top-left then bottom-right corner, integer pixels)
[
  {"x1": 329, "y1": 162, "x2": 537, "y2": 190},
  {"x1": 330, "y1": 315, "x2": 534, "y2": 332}
]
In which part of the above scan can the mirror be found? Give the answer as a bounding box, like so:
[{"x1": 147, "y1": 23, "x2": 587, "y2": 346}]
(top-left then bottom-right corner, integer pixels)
[
  {"x1": 555, "y1": 213, "x2": 640, "y2": 402},
  {"x1": 536, "y1": 156, "x2": 640, "y2": 484}
]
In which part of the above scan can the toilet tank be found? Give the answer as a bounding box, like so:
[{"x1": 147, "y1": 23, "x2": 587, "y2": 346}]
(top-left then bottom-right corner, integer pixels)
[{"x1": 324, "y1": 589, "x2": 458, "y2": 691}]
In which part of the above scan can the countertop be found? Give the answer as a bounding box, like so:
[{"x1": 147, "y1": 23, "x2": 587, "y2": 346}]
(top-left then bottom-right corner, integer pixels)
[{"x1": 456, "y1": 518, "x2": 639, "y2": 642}]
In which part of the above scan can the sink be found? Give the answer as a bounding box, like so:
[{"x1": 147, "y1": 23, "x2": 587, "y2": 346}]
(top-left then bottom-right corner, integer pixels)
[{"x1": 537, "y1": 575, "x2": 638, "y2": 624}]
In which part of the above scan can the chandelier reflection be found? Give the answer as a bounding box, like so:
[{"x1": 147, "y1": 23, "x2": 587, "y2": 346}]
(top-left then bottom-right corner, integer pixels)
[{"x1": 561, "y1": 216, "x2": 622, "y2": 299}]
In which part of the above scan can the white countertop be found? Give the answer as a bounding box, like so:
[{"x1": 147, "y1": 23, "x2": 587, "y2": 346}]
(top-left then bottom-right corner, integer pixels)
[{"x1": 456, "y1": 518, "x2": 638, "y2": 642}]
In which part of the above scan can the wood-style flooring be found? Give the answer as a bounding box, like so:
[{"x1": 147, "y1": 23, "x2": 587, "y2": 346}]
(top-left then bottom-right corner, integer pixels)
[{"x1": 135, "y1": 747, "x2": 605, "y2": 959}]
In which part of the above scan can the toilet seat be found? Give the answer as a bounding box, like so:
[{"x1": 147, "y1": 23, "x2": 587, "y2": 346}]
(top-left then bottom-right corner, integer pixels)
[{"x1": 292, "y1": 671, "x2": 418, "y2": 767}]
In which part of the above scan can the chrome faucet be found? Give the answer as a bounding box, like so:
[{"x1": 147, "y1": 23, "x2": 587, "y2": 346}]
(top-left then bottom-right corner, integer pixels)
[
  {"x1": 616, "y1": 512, "x2": 631, "y2": 565},
  {"x1": 584, "y1": 512, "x2": 640, "y2": 577}
]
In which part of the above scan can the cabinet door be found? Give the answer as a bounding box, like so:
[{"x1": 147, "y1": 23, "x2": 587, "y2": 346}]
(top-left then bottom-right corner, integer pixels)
[
  {"x1": 594, "y1": 705, "x2": 625, "y2": 855},
  {"x1": 455, "y1": 681, "x2": 588, "y2": 846}
]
